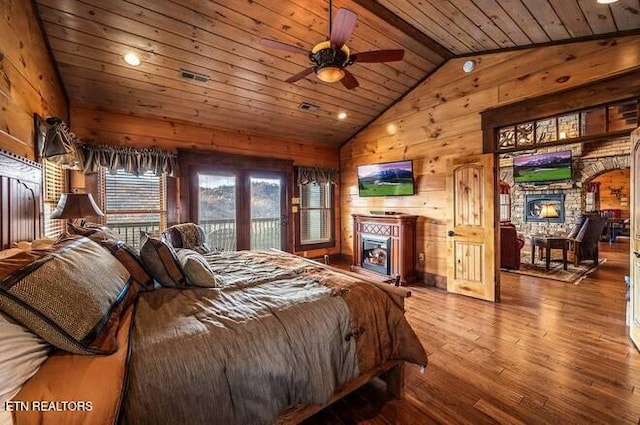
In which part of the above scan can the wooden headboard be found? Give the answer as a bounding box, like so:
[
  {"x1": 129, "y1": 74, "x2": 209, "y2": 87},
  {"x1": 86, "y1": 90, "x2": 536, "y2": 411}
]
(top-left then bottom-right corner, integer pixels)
[{"x1": 0, "y1": 150, "x2": 43, "y2": 249}]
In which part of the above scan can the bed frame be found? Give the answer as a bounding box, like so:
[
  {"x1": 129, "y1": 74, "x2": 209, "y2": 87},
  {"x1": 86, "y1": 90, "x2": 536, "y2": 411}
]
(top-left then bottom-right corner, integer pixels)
[
  {"x1": 0, "y1": 149, "x2": 43, "y2": 249},
  {"x1": 0, "y1": 149, "x2": 410, "y2": 424},
  {"x1": 277, "y1": 256, "x2": 411, "y2": 424}
]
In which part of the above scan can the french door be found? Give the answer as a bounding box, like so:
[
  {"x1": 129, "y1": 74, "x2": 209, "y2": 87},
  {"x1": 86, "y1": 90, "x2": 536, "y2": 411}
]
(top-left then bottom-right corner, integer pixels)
[{"x1": 195, "y1": 170, "x2": 288, "y2": 251}]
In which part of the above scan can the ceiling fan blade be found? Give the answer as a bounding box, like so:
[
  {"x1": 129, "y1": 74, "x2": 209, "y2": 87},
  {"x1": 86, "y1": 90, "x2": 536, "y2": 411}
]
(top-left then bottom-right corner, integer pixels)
[
  {"x1": 351, "y1": 50, "x2": 405, "y2": 63},
  {"x1": 330, "y1": 8, "x2": 357, "y2": 49},
  {"x1": 260, "y1": 38, "x2": 309, "y2": 56},
  {"x1": 285, "y1": 67, "x2": 315, "y2": 83},
  {"x1": 341, "y1": 70, "x2": 359, "y2": 90}
]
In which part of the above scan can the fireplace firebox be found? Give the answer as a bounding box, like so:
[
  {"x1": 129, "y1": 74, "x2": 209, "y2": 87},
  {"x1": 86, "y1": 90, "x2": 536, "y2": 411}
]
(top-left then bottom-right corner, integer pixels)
[
  {"x1": 361, "y1": 236, "x2": 391, "y2": 275},
  {"x1": 524, "y1": 194, "x2": 565, "y2": 223},
  {"x1": 351, "y1": 214, "x2": 417, "y2": 285}
]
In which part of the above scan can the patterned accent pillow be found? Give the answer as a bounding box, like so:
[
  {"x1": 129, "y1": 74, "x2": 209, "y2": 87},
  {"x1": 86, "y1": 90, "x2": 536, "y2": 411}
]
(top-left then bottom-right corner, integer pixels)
[
  {"x1": 176, "y1": 249, "x2": 219, "y2": 288},
  {"x1": 139, "y1": 233, "x2": 186, "y2": 288},
  {"x1": 162, "y1": 223, "x2": 211, "y2": 254},
  {"x1": 100, "y1": 239, "x2": 154, "y2": 291},
  {"x1": 68, "y1": 222, "x2": 123, "y2": 244},
  {"x1": 0, "y1": 236, "x2": 137, "y2": 354}
]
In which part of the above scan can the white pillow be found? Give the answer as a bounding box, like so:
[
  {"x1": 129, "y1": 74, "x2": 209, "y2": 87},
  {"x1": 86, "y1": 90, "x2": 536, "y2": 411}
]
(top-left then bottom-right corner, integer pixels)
[{"x1": 0, "y1": 311, "x2": 50, "y2": 407}]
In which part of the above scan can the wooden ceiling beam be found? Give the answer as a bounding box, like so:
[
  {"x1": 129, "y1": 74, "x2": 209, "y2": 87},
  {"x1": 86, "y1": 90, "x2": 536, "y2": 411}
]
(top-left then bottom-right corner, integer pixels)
[{"x1": 349, "y1": 0, "x2": 454, "y2": 60}]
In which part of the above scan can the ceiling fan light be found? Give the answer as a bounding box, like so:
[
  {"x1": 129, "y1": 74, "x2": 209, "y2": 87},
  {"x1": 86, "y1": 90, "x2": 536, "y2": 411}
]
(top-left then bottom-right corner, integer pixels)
[{"x1": 316, "y1": 66, "x2": 345, "y2": 83}]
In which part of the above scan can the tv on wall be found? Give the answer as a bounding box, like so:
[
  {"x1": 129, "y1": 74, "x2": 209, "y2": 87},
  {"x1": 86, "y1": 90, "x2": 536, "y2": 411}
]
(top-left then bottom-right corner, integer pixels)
[
  {"x1": 513, "y1": 150, "x2": 572, "y2": 184},
  {"x1": 357, "y1": 160, "x2": 415, "y2": 197}
]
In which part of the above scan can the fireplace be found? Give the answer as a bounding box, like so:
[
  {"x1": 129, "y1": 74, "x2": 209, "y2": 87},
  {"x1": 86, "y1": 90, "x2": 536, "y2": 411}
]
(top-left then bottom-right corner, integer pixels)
[
  {"x1": 361, "y1": 236, "x2": 391, "y2": 275},
  {"x1": 524, "y1": 194, "x2": 565, "y2": 223},
  {"x1": 351, "y1": 214, "x2": 417, "y2": 285}
]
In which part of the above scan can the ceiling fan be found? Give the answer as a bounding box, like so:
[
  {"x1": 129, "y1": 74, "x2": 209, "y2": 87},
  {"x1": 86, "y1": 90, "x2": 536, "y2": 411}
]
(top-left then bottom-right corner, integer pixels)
[{"x1": 260, "y1": 0, "x2": 404, "y2": 90}]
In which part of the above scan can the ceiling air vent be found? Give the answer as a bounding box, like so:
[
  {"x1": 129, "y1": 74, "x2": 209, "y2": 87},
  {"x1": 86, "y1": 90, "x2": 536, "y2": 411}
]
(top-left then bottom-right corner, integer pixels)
[
  {"x1": 180, "y1": 69, "x2": 209, "y2": 83},
  {"x1": 298, "y1": 102, "x2": 319, "y2": 112}
]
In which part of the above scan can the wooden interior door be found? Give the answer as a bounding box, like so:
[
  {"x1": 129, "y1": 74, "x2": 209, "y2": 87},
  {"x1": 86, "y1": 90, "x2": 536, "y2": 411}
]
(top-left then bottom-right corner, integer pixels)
[
  {"x1": 630, "y1": 128, "x2": 640, "y2": 351},
  {"x1": 446, "y1": 154, "x2": 498, "y2": 301}
]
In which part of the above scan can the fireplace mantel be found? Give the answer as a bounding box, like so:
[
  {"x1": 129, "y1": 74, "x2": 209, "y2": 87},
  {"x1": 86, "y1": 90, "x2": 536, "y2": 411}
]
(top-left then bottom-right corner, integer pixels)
[{"x1": 351, "y1": 214, "x2": 418, "y2": 286}]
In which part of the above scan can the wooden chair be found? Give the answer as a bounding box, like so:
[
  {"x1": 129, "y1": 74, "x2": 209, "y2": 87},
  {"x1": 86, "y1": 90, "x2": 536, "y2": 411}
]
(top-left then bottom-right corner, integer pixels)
[{"x1": 568, "y1": 216, "x2": 607, "y2": 267}]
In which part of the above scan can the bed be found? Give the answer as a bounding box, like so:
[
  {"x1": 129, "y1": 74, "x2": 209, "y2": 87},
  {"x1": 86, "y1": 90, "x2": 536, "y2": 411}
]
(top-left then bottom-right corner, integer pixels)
[{"x1": 0, "y1": 149, "x2": 427, "y2": 425}]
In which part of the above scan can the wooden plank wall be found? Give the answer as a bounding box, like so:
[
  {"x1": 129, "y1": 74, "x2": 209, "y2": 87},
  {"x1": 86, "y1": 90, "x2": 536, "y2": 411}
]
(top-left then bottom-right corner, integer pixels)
[
  {"x1": 340, "y1": 35, "x2": 640, "y2": 285},
  {"x1": 71, "y1": 105, "x2": 341, "y2": 258},
  {"x1": 592, "y1": 169, "x2": 631, "y2": 218},
  {"x1": 0, "y1": 0, "x2": 66, "y2": 159}
]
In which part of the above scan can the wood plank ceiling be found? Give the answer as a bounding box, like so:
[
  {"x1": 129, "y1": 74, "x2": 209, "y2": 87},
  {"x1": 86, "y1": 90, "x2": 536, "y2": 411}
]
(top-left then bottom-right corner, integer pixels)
[{"x1": 35, "y1": 0, "x2": 640, "y2": 147}]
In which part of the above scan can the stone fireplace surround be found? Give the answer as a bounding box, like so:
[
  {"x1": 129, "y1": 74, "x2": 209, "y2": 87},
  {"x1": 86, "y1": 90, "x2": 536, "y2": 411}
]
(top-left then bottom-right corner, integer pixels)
[{"x1": 500, "y1": 140, "x2": 630, "y2": 236}]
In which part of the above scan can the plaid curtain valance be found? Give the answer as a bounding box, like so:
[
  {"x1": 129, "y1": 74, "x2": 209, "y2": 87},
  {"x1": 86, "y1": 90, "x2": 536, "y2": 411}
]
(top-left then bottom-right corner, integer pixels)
[{"x1": 82, "y1": 144, "x2": 178, "y2": 177}]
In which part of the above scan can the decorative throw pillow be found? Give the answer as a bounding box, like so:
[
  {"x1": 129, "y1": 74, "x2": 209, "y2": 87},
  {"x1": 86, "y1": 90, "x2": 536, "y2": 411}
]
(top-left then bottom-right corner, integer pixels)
[
  {"x1": 162, "y1": 223, "x2": 211, "y2": 254},
  {"x1": 176, "y1": 249, "x2": 219, "y2": 288},
  {"x1": 67, "y1": 222, "x2": 123, "y2": 244},
  {"x1": 0, "y1": 248, "x2": 24, "y2": 259},
  {"x1": 0, "y1": 236, "x2": 137, "y2": 354},
  {"x1": 139, "y1": 233, "x2": 186, "y2": 288},
  {"x1": 100, "y1": 239, "x2": 154, "y2": 291},
  {"x1": 0, "y1": 311, "x2": 50, "y2": 404},
  {"x1": 12, "y1": 237, "x2": 56, "y2": 251}
]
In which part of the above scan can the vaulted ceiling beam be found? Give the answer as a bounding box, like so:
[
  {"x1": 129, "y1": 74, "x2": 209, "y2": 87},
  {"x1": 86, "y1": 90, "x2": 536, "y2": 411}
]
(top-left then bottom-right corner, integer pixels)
[{"x1": 349, "y1": 0, "x2": 454, "y2": 60}]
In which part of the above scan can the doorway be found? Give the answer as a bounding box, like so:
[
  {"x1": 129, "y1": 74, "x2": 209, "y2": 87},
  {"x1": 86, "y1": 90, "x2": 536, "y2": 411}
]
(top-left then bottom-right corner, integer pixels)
[{"x1": 195, "y1": 170, "x2": 287, "y2": 251}]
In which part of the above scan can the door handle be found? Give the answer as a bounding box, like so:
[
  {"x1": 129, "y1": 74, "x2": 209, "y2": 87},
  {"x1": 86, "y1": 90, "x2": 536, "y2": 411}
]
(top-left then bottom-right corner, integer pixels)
[
  {"x1": 634, "y1": 251, "x2": 640, "y2": 258},
  {"x1": 448, "y1": 230, "x2": 456, "y2": 237}
]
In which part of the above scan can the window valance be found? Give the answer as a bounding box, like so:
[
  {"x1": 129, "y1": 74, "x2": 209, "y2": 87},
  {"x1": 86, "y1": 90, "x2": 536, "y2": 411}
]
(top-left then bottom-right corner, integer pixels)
[
  {"x1": 296, "y1": 167, "x2": 337, "y2": 185},
  {"x1": 82, "y1": 144, "x2": 178, "y2": 177}
]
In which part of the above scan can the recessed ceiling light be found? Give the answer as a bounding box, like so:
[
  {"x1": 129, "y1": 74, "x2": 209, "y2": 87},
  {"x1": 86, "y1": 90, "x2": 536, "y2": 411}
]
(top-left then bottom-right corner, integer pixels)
[
  {"x1": 123, "y1": 52, "x2": 141, "y2": 66},
  {"x1": 596, "y1": 0, "x2": 618, "y2": 3},
  {"x1": 462, "y1": 60, "x2": 475, "y2": 73},
  {"x1": 337, "y1": 112, "x2": 347, "y2": 120}
]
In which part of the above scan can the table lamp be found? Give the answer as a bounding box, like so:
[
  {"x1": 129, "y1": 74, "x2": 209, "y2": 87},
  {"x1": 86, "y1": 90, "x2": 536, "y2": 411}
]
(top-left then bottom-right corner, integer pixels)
[
  {"x1": 51, "y1": 193, "x2": 104, "y2": 228},
  {"x1": 539, "y1": 203, "x2": 559, "y2": 236}
]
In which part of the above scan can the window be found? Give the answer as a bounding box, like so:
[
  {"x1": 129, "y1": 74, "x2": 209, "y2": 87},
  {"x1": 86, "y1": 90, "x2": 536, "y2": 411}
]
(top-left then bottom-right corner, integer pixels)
[
  {"x1": 297, "y1": 182, "x2": 334, "y2": 249},
  {"x1": 99, "y1": 168, "x2": 166, "y2": 248},
  {"x1": 43, "y1": 159, "x2": 66, "y2": 238},
  {"x1": 495, "y1": 97, "x2": 638, "y2": 152}
]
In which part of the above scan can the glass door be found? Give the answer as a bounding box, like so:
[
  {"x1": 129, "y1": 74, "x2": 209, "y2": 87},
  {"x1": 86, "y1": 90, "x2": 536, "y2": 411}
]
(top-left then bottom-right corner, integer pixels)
[
  {"x1": 250, "y1": 174, "x2": 284, "y2": 250},
  {"x1": 197, "y1": 173, "x2": 237, "y2": 251}
]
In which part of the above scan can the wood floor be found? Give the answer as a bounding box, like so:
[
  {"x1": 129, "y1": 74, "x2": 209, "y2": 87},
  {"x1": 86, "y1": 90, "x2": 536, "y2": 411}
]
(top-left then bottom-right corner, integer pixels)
[{"x1": 304, "y1": 241, "x2": 640, "y2": 424}]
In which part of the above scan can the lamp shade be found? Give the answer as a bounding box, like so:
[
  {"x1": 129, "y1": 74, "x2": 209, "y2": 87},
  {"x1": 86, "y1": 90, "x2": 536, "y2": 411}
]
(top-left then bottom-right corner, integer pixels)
[
  {"x1": 539, "y1": 204, "x2": 559, "y2": 219},
  {"x1": 51, "y1": 193, "x2": 104, "y2": 219}
]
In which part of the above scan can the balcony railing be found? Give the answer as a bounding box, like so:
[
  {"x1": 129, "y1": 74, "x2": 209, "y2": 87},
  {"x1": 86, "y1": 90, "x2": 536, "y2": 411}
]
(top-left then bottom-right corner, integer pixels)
[
  {"x1": 108, "y1": 221, "x2": 162, "y2": 249},
  {"x1": 200, "y1": 218, "x2": 281, "y2": 250},
  {"x1": 108, "y1": 218, "x2": 281, "y2": 251}
]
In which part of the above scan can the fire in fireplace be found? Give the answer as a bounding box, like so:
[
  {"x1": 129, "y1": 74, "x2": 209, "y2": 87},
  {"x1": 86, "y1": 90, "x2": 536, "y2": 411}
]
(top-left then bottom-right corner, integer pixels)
[{"x1": 361, "y1": 236, "x2": 391, "y2": 275}]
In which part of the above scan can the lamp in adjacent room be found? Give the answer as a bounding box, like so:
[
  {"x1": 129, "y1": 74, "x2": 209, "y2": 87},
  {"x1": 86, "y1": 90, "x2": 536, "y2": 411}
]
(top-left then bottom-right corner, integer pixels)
[
  {"x1": 539, "y1": 203, "x2": 559, "y2": 236},
  {"x1": 51, "y1": 193, "x2": 104, "y2": 228}
]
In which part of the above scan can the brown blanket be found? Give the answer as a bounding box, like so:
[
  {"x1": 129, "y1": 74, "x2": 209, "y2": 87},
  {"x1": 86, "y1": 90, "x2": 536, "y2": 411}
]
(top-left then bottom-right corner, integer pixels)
[{"x1": 122, "y1": 250, "x2": 426, "y2": 425}]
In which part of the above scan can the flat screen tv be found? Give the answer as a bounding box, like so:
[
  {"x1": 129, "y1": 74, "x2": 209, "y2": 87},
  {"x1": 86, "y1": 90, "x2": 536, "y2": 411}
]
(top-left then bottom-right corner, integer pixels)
[
  {"x1": 513, "y1": 150, "x2": 572, "y2": 184},
  {"x1": 357, "y1": 160, "x2": 415, "y2": 197}
]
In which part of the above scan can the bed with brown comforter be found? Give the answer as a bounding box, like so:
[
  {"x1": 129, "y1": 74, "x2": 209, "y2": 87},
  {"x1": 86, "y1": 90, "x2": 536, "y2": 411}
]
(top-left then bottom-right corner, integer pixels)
[
  {"x1": 123, "y1": 250, "x2": 426, "y2": 424},
  {"x1": 13, "y1": 249, "x2": 426, "y2": 425}
]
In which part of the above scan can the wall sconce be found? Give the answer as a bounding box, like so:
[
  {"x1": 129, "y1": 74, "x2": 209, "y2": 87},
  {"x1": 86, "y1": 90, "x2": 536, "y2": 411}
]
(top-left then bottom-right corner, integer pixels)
[{"x1": 42, "y1": 117, "x2": 83, "y2": 170}]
